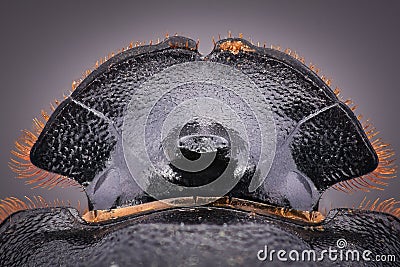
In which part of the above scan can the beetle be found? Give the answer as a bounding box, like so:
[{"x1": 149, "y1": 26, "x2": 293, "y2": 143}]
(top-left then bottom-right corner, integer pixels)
[{"x1": 1, "y1": 35, "x2": 399, "y2": 266}]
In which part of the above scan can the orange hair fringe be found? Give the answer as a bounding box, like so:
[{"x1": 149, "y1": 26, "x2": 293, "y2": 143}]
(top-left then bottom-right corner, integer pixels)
[
  {"x1": 356, "y1": 196, "x2": 400, "y2": 218},
  {"x1": 0, "y1": 196, "x2": 85, "y2": 224}
]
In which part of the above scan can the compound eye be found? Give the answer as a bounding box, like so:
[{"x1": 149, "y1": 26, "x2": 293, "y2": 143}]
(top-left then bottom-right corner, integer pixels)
[{"x1": 271, "y1": 171, "x2": 318, "y2": 211}]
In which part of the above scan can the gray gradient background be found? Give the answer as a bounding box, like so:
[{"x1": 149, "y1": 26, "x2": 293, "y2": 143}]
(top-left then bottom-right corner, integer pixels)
[{"x1": 0, "y1": 0, "x2": 399, "y2": 213}]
